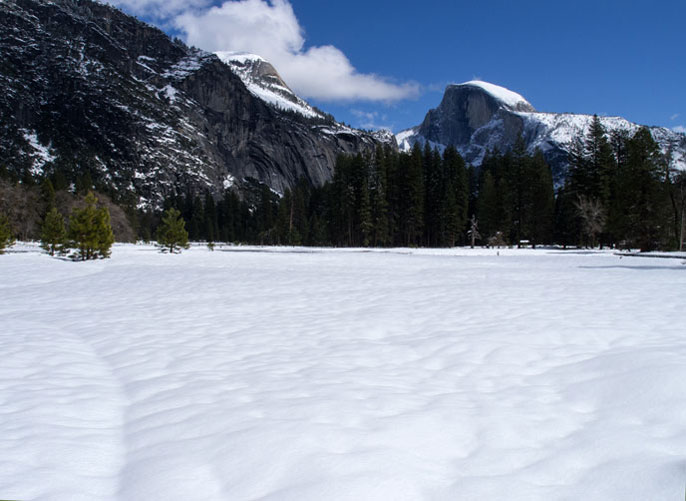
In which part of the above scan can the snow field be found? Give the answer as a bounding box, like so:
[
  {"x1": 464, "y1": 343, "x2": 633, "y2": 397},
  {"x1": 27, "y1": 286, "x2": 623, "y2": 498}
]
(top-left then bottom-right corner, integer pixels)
[{"x1": 1, "y1": 245, "x2": 686, "y2": 500}]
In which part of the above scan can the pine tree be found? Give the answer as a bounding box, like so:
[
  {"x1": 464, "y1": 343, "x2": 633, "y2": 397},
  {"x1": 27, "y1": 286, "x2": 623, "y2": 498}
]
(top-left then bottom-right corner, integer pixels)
[
  {"x1": 442, "y1": 146, "x2": 468, "y2": 247},
  {"x1": 0, "y1": 213, "x2": 15, "y2": 254},
  {"x1": 554, "y1": 185, "x2": 580, "y2": 248},
  {"x1": 585, "y1": 115, "x2": 615, "y2": 206},
  {"x1": 370, "y1": 146, "x2": 390, "y2": 246},
  {"x1": 477, "y1": 169, "x2": 499, "y2": 241},
  {"x1": 616, "y1": 127, "x2": 667, "y2": 250},
  {"x1": 40, "y1": 178, "x2": 56, "y2": 212},
  {"x1": 404, "y1": 144, "x2": 424, "y2": 246},
  {"x1": 528, "y1": 150, "x2": 555, "y2": 246},
  {"x1": 507, "y1": 137, "x2": 530, "y2": 246},
  {"x1": 68, "y1": 192, "x2": 115, "y2": 260},
  {"x1": 203, "y1": 192, "x2": 219, "y2": 243},
  {"x1": 41, "y1": 207, "x2": 67, "y2": 256},
  {"x1": 423, "y1": 143, "x2": 441, "y2": 246},
  {"x1": 157, "y1": 207, "x2": 190, "y2": 253}
]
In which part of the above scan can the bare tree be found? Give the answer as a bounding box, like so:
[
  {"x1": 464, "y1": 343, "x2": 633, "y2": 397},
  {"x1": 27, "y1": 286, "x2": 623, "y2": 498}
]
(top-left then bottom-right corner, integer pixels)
[
  {"x1": 574, "y1": 195, "x2": 606, "y2": 248},
  {"x1": 0, "y1": 179, "x2": 41, "y2": 240},
  {"x1": 468, "y1": 215, "x2": 480, "y2": 248}
]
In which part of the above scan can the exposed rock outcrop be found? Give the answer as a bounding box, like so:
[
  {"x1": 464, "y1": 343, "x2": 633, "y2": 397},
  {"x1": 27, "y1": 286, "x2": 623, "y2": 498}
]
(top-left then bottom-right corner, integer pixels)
[{"x1": 0, "y1": 0, "x2": 388, "y2": 207}]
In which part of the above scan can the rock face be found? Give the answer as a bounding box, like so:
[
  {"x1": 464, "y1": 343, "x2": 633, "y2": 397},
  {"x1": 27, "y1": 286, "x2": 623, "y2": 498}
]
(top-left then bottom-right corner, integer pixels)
[
  {"x1": 215, "y1": 52, "x2": 329, "y2": 120},
  {"x1": 0, "y1": 0, "x2": 387, "y2": 207},
  {"x1": 398, "y1": 81, "x2": 686, "y2": 185}
]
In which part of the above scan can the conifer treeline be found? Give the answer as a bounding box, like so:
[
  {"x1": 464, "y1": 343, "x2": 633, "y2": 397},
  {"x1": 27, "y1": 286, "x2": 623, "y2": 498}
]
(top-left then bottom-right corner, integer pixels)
[
  {"x1": 2, "y1": 117, "x2": 684, "y2": 251},
  {"x1": 152, "y1": 141, "x2": 555, "y2": 248},
  {"x1": 557, "y1": 117, "x2": 684, "y2": 251},
  {"x1": 150, "y1": 119, "x2": 684, "y2": 251}
]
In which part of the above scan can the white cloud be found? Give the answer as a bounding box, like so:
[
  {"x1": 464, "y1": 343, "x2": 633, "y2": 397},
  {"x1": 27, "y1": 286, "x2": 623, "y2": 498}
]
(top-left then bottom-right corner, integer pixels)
[
  {"x1": 670, "y1": 113, "x2": 680, "y2": 121},
  {"x1": 673, "y1": 125, "x2": 686, "y2": 134},
  {"x1": 174, "y1": 0, "x2": 419, "y2": 102}
]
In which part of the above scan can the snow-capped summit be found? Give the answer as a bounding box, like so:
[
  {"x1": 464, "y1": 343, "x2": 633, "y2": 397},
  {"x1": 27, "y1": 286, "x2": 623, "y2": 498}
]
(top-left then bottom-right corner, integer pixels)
[
  {"x1": 397, "y1": 81, "x2": 686, "y2": 185},
  {"x1": 455, "y1": 81, "x2": 535, "y2": 112},
  {"x1": 216, "y1": 51, "x2": 325, "y2": 120}
]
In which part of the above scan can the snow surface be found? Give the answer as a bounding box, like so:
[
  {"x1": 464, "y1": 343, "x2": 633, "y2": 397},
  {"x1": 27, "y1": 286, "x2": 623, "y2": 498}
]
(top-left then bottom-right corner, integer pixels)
[
  {"x1": 459, "y1": 81, "x2": 533, "y2": 110},
  {"x1": 2, "y1": 244, "x2": 686, "y2": 500}
]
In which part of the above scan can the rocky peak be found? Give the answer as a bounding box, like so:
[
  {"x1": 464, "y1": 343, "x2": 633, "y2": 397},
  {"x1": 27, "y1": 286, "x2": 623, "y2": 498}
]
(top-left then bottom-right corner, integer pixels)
[
  {"x1": 0, "y1": 0, "x2": 388, "y2": 208},
  {"x1": 397, "y1": 80, "x2": 686, "y2": 185},
  {"x1": 416, "y1": 81, "x2": 532, "y2": 150},
  {"x1": 215, "y1": 51, "x2": 326, "y2": 120}
]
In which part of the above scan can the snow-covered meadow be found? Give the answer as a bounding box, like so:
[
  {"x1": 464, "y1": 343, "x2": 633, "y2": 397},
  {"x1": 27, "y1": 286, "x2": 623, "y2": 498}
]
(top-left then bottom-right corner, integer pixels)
[{"x1": 1, "y1": 244, "x2": 685, "y2": 501}]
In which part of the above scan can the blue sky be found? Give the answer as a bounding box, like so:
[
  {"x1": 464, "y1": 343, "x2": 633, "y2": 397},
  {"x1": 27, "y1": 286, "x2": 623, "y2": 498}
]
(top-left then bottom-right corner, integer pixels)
[{"x1": 110, "y1": 0, "x2": 685, "y2": 133}]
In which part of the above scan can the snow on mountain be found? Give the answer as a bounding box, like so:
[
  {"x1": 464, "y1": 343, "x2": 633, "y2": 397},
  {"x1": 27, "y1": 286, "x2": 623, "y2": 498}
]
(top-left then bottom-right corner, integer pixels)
[
  {"x1": 215, "y1": 51, "x2": 398, "y2": 150},
  {"x1": 216, "y1": 51, "x2": 325, "y2": 120},
  {"x1": 521, "y1": 112, "x2": 686, "y2": 172},
  {"x1": 395, "y1": 127, "x2": 418, "y2": 152},
  {"x1": 397, "y1": 81, "x2": 686, "y2": 183},
  {"x1": 0, "y1": 0, "x2": 389, "y2": 205},
  {"x1": 21, "y1": 129, "x2": 56, "y2": 176},
  {"x1": 460, "y1": 80, "x2": 534, "y2": 112}
]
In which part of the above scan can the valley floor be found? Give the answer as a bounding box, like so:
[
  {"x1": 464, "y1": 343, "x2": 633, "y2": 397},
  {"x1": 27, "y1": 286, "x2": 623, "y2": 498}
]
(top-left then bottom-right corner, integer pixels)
[{"x1": 1, "y1": 244, "x2": 685, "y2": 500}]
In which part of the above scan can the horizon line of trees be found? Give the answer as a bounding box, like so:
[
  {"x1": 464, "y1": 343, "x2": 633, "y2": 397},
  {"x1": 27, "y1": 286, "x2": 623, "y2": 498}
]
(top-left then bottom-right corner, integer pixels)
[{"x1": 2, "y1": 117, "x2": 685, "y2": 254}]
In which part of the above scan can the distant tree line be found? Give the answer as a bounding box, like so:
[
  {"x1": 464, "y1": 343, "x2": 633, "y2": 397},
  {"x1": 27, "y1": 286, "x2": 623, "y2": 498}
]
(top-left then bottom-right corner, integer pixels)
[{"x1": 1, "y1": 116, "x2": 684, "y2": 254}]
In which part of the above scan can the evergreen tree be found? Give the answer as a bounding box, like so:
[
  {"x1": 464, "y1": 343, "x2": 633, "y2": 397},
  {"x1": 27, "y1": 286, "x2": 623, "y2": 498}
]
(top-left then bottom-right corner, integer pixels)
[
  {"x1": 423, "y1": 143, "x2": 442, "y2": 246},
  {"x1": 442, "y1": 146, "x2": 468, "y2": 246},
  {"x1": 566, "y1": 116, "x2": 616, "y2": 246},
  {"x1": 404, "y1": 144, "x2": 424, "y2": 246},
  {"x1": 0, "y1": 213, "x2": 15, "y2": 254},
  {"x1": 370, "y1": 146, "x2": 390, "y2": 246},
  {"x1": 40, "y1": 178, "x2": 56, "y2": 212},
  {"x1": 40, "y1": 207, "x2": 67, "y2": 256},
  {"x1": 477, "y1": 169, "x2": 499, "y2": 241},
  {"x1": 506, "y1": 138, "x2": 532, "y2": 246},
  {"x1": 528, "y1": 150, "x2": 555, "y2": 246},
  {"x1": 187, "y1": 195, "x2": 204, "y2": 241},
  {"x1": 359, "y1": 172, "x2": 373, "y2": 247},
  {"x1": 203, "y1": 192, "x2": 219, "y2": 243},
  {"x1": 615, "y1": 127, "x2": 667, "y2": 250},
  {"x1": 585, "y1": 115, "x2": 615, "y2": 206},
  {"x1": 68, "y1": 192, "x2": 115, "y2": 260},
  {"x1": 477, "y1": 152, "x2": 513, "y2": 243},
  {"x1": 554, "y1": 185, "x2": 580, "y2": 248},
  {"x1": 157, "y1": 207, "x2": 190, "y2": 253}
]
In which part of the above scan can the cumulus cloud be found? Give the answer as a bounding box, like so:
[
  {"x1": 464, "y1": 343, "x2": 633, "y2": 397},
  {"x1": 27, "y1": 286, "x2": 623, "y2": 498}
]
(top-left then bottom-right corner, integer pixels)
[
  {"x1": 673, "y1": 125, "x2": 686, "y2": 134},
  {"x1": 174, "y1": 0, "x2": 419, "y2": 102}
]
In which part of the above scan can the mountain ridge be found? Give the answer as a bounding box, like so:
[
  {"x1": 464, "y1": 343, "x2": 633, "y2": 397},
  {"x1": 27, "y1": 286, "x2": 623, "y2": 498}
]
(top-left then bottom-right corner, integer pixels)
[
  {"x1": 397, "y1": 81, "x2": 686, "y2": 184},
  {"x1": 0, "y1": 0, "x2": 388, "y2": 207}
]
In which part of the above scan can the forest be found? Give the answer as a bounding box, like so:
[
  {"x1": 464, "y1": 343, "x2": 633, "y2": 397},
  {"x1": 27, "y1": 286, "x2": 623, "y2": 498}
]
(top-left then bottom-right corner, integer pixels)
[{"x1": 1, "y1": 116, "x2": 685, "y2": 252}]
